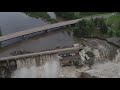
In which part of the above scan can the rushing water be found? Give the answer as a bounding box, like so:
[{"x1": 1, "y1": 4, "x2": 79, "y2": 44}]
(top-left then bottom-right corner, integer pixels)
[
  {"x1": 76, "y1": 38, "x2": 119, "y2": 63},
  {"x1": 0, "y1": 12, "x2": 75, "y2": 78},
  {"x1": 11, "y1": 54, "x2": 61, "y2": 78},
  {"x1": 0, "y1": 12, "x2": 119, "y2": 78}
]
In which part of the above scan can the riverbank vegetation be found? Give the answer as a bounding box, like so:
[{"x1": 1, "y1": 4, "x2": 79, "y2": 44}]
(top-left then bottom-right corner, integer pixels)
[
  {"x1": 74, "y1": 14, "x2": 120, "y2": 37},
  {"x1": 74, "y1": 17, "x2": 109, "y2": 37},
  {"x1": 55, "y1": 12, "x2": 120, "y2": 37},
  {"x1": 55, "y1": 12, "x2": 107, "y2": 20},
  {"x1": 24, "y1": 12, "x2": 57, "y2": 23},
  {"x1": 23, "y1": 12, "x2": 120, "y2": 37},
  {"x1": 106, "y1": 14, "x2": 120, "y2": 37}
]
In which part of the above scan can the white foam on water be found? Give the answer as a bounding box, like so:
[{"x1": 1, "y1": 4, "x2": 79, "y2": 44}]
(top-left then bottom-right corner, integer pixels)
[
  {"x1": 88, "y1": 62, "x2": 120, "y2": 78},
  {"x1": 11, "y1": 54, "x2": 61, "y2": 78},
  {"x1": 113, "y1": 49, "x2": 120, "y2": 62},
  {"x1": 42, "y1": 55, "x2": 60, "y2": 78}
]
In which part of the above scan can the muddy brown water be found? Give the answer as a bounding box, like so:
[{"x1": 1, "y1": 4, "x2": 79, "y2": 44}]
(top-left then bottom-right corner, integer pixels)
[
  {"x1": 0, "y1": 12, "x2": 75, "y2": 58},
  {"x1": 0, "y1": 12, "x2": 119, "y2": 61}
]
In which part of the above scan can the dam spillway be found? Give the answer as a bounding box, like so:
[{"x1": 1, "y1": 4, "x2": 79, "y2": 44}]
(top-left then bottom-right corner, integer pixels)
[
  {"x1": 0, "y1": 47, "x2": 80, "y2": 78},
  {"x1": 0, "y1": 54, "x2": 61, "y2": 78},
  {"x1": 11, "y1": 54, "x2": 61, "y2": 78}
]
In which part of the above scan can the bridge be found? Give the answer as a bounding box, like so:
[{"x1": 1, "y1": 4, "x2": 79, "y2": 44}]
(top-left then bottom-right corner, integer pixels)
[
  {"x1": 0, "y1": 13, "x2": 114, "y2": 47},
  {"x1": 0, "y1": 19, "x2": 81, "y2": 42},
  {"x1": 0, "y1": 13, "x2": 114, "y2": 43}
]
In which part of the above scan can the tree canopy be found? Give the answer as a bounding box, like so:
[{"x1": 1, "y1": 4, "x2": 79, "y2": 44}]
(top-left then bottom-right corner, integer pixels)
[
  {"x1": 74, "y1": 17, "x2": 109, "y2": 37},
  {"x1": 74, "y1": 19, "x2": 95, "y2": 37},
  {"x1": 55, "y1": 12, "x2": 107, "y2": 20}
]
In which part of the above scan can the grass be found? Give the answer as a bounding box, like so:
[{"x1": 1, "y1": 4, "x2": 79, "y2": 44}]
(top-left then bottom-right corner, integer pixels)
[
  {"x1": 24, "y1": 12, "x2": 58, "y2": 23},
  {"x1": 107, "y1": 15, "x2": 120, "y2": 24},
  {"x1": 106, "y1": 14, "x2": 120, "y2": 36},
  {"x1": 25, "y1": 12, "x2": 50, "y2": 19},
  {"x1": 24, "y1": 12, "x2": 119, "y2": 37},
  {"x1": 74, "y1": 12, "x2": 111, "y2": 18},
  {"x1": 73, "y1": 13, "x2": 120, "y2": 38}
]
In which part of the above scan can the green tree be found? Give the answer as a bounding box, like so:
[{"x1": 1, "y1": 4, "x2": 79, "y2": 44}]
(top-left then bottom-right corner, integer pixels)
[
  {"x1": 98, "y1": 17, "x2": 104, "y2": 28},
  {"x1": 116, "y1": 31, "x2": 120, "y2": 36},
  {"x1": 109, "y1": 30, "x2": 113, "y2": 36},
  {"x1": 93, "y1": 17, "x2": 104, "y2": 28},
  {"x1": 74, "y1": 19, "x2": 94, "y2": 37},
  {"x1": 117, "y1": 22, "x2": 120, "y2": 30},
  {"x1": 100, "y1": 22, "x2": 108, "y2": 34},
  {"x1": 55, "y1": 12, "x2": 75, "y2": 20},
  {"x1": 55, "y1": 12, "x2": 106, "y2": 20},
  {"x1": 116, "y1": 22, "x2": 120, "y2": 36},
  {"x1": 24, "y1": 12, "x2": 56, "y2": 23},
  {"x1": 25, "y1": 12, "x2": 50, "y2": 19}
]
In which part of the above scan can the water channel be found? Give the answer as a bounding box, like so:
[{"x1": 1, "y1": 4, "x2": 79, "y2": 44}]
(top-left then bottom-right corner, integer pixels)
[{"x1": 0, "y1": 12, "x2": 76, "y2": 58}]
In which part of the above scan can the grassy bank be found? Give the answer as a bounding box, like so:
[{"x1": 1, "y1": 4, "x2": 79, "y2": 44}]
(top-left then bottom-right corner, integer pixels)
[
  {"x1": 24, "y1": 12, "x2": 57, "y2": 23},
  {"x1": 55, "y1": 12, "x2": 109, "y2": 20},
  {"x1": 55, "y1": 12, "x2": 119, "y2": 38},
  {"x1": 73, "y1": 19, "x2": 107, "y2": 38},
  {"x1": 24, "y1": 12, "x2": 120, "y2": 37},
  {"x1": 106, "y1": 14, "x2": 120, "y2": 36},
  {"x1": 25, "y1": 12, "x2": 49, "y2": 19}
]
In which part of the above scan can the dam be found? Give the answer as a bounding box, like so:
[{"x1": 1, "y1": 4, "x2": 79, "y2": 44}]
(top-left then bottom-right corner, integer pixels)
[{"x1": 0, "y1": 46, "x2": 81, "y2": 78}]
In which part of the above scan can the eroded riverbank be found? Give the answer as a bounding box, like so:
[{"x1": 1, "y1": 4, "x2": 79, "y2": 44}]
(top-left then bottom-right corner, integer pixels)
[
  {"x1": 0, "y1": 37, "x2": 120, "y2": 78},
  {"x1": 59, "y1": 38, "x2": 120, "y2": 78}
]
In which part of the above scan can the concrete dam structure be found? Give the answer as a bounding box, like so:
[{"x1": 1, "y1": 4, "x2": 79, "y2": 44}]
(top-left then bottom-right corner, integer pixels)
[
  {"x1": 0, "y1": 47, "x2": 81, "y2": 78},
  {"x1": 11, "y1": 54, "x2": 60, "y2": 78}
]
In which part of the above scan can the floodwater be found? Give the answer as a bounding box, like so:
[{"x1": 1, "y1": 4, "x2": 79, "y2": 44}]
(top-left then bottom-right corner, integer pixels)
[
  {"x1": 0, "y1": 12, "x2": 75, "y2": 58},
  {"x1": 11, "y1": 54, "x2": 61, "y2": 78},
  {"x1": 0, "y1": 12, "x2": 119, "y2": 78},
  {"x1": 0, "y1": 12, "x2": 48, "y2": 35}
]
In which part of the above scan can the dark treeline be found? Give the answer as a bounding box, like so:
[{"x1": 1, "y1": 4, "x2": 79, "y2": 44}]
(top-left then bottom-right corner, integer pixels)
[
  {"x1": 55, "y1": 12, "x2": 107, "y2": 20},
  {"x1": 24, "y1": 12, "x2": 57, "y2": 23},
  {"x1": 25, "y1": 12, "x2": 50, "y2": 19},
  {"x1": 74, "y1": 17, "x2": 109, "y2": 37}
]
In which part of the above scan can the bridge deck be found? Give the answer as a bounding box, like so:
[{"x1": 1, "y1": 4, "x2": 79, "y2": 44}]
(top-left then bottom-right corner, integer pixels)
[{"x1": 0, "y1": 19, "x2": 81, "y2": 42}]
